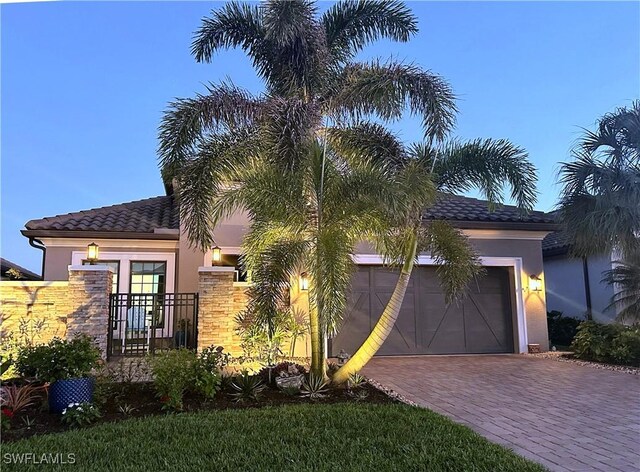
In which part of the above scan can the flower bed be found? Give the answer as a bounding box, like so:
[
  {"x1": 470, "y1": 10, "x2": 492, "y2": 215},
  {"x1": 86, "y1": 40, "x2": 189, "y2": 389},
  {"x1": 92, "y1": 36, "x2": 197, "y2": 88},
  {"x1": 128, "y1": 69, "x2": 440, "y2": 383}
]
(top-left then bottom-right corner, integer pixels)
[{"x1": 1, "y1": 378, "x2": 393, "y2": 442}]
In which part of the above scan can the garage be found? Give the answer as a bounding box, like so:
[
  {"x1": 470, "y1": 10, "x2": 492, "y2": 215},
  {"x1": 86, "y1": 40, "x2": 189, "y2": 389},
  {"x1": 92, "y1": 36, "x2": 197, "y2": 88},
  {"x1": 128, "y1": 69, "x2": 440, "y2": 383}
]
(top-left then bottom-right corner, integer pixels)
[{"x1": 331, "y1": 265, "x2": 516, "y2": 356}]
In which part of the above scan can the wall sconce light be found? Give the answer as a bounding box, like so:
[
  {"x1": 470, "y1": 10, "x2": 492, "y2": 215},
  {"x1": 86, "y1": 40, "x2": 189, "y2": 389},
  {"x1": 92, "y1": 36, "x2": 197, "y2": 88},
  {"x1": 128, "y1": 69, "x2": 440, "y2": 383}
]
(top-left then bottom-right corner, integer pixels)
[
  {"x1": 529, "y1": 274, "x2": 542, "y2": 292},
  {"x1": 300, "y1": 272, "x2": 309, "y2": 291},
  {"x1": 86, "y1": 242, "x2": 99, "y2": 265},
  {"x1": 211, "y1": 245, "x2": 222, "y2": 266}
]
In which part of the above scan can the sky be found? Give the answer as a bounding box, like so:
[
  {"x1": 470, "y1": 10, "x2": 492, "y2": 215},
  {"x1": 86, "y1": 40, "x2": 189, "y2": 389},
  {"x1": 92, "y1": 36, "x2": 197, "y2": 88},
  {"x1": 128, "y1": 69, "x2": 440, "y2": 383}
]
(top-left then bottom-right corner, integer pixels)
[{"x1": 1, "y1": 1, "x2": 639, "y2": 274}]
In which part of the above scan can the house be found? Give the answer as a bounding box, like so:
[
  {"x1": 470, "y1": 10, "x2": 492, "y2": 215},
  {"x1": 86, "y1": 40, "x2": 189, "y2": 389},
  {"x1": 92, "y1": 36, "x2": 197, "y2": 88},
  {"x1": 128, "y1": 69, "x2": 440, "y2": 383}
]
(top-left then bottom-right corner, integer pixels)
[
  {"x1": 542, "y1": 230, "x2": 617, "y2": 322},
  {"x1": 0, "y1": 258, "x2": 41, "y2": 281},
  {"x1": 17, "y1": 186, "x2": 557, "y2": 358}
]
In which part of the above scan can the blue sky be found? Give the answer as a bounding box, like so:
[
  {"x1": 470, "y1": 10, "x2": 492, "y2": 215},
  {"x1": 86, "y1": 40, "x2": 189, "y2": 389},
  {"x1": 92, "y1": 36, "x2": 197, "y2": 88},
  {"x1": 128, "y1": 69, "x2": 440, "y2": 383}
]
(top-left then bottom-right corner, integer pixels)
[{"x1": 2, "y1": 1, "x2": 639, "y2": 273}]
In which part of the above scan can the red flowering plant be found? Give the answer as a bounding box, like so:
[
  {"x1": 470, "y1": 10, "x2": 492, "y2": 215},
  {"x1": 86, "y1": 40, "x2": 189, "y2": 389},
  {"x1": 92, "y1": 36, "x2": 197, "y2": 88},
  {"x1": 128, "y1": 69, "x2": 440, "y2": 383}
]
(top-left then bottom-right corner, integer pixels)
[{"x1": 1, "y1": 407, "x2": 13, "y2": 430}]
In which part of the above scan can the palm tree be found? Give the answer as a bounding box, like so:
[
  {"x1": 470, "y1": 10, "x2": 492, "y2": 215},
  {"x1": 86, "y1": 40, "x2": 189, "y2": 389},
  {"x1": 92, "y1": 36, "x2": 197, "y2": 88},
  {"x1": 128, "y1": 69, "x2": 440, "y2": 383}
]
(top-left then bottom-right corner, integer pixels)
[
  {"x1": 331, "y1": 135, "x2": 538, "y2": 383},
  {"x1": 556, "y1": 101, "x2": 640, "y2": 323},
  {"x1": 557, "y1": 101, "x2": 640, "y2": 259},
  {"x1": 158, "y1": 0, "x2": 457, "y2": 377},
  {"x1": 602, "y1": 250, "x2": 640, "y2": 323}
]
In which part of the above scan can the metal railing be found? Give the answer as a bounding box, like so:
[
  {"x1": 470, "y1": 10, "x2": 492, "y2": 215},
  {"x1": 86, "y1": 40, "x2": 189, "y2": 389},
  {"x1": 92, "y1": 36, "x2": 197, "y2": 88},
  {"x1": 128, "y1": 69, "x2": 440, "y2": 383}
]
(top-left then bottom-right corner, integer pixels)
[{"x1": 107, "y1": 293, "x2": 198, "y2": 359}]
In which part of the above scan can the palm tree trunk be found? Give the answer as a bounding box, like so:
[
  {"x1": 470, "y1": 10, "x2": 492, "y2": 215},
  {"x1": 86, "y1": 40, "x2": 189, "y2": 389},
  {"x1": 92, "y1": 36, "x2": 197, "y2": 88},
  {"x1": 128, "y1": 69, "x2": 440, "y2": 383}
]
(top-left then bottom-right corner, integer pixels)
[
  {"x1": 332, "y1": 234, "x2": 418, "y2": 384},
  {"x1": 309, "y1": 304, "x2": 326, "y2": 378}
]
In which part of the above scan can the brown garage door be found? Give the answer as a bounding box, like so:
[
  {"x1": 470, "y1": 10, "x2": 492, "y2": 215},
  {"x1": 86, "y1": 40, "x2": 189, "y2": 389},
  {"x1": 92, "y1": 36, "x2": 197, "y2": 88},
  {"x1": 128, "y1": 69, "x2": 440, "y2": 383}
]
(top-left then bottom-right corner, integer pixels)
[{"x1": 331, "y1": 265, "x2": 515, "y2": 356}]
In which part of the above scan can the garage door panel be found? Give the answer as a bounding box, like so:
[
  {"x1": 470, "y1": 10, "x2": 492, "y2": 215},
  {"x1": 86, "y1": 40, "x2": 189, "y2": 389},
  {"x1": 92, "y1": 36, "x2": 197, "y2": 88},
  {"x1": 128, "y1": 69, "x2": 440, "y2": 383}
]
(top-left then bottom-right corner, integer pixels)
[
  {"x1": 332, "y1": 290, "x2": 370, "y2": 354},
  {"x1": 373, "y1": 290, "x2": 419, "y2": 355},
  {"x1": 463, "y1": 298, "x2": 512, "y2": 353},
  {"x1": 333, "y1": 265, "x2": 515, "y2": 356},
  {"x1": 422, "y1": 303, "x2": 467, "y2": 354}
]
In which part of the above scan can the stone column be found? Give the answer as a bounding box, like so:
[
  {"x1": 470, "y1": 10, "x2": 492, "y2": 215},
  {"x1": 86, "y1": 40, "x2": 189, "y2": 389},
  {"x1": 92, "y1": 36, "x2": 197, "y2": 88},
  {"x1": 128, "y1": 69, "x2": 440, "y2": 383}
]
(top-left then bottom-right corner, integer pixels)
[
  {"x1": 197, "y1": 267, "x2": 242, "y2": 356},
  {"x1": 67, "y1": 265, "x2": 113, "y2": 358}
]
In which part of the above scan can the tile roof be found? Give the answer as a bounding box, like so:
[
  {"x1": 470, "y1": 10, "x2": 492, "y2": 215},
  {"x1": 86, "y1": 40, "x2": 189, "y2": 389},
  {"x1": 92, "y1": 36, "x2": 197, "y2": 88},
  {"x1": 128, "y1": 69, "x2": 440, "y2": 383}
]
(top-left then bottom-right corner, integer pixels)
[
  {"x1": 542, "y1": 230, "x2": 572, "y2": 255},
  {"x1": 423, "y1": 194, "x2": 556, "y2": 226},
  {"x1": 23, "y1": 193, "x2": 556, "y2": 236},
  {"x1": 24, "y1": 196, "x2": 179, "y2": 234}
]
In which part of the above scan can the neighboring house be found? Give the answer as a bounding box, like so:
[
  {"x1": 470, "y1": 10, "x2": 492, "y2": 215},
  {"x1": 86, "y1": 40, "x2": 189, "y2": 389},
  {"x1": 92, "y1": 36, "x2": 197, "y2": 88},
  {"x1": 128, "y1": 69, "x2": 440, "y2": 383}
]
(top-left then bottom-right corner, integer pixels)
[
  {"x1": 543, "y1": 231, "x2": 617, "y2": 322},
  {"x1": 20, "y1": 187, "x2": 557, "y2": 356},
  {"x1": 0, "y1": 257, "x2": 41, "y2": 281}
]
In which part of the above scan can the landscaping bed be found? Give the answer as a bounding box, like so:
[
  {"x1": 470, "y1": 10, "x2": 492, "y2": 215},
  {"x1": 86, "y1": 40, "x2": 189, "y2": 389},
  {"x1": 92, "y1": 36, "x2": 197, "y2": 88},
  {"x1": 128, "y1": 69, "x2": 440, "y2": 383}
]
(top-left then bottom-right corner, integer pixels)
[
  {"x1": 1, "y1": 379, "x2": 392, "y2": 443},
  {"x1": 1, "y1": 403, "x2": 545, "y2": 472},
  {"x1": 530, "y1": 350, "x2": 640, "y2": 375}
]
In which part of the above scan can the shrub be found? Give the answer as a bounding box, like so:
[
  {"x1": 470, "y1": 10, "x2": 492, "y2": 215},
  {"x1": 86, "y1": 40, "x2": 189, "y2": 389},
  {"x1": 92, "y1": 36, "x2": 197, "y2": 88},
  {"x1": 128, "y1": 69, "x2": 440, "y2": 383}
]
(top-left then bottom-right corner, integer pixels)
[
  {"x1": 61, "y1": 402, "x2": 101, "y2": 427},
  {"x1": 610, "y1": 329, "x2": 640, "y2": 366},
  {"x1": 547, "y1": 311, "x2": 582, "y2": 347},
  {"x1": 193, "y1": 363, "x2": 222, "y2": 400},
  {"x1": 148, "y1": 349, "x2": 197, "y2": 411},
  {"x1": 571, "y1": 321, "x2": 640, "y2": 366},
  {"x1": 15, "y1": 335, "x2": 101, "y2": 383}
]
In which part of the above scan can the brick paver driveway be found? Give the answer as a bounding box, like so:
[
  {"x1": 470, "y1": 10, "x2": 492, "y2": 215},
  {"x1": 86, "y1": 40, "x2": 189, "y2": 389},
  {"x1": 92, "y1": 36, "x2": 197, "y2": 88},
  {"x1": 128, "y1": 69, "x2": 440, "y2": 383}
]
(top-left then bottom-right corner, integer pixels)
[{"x1": 363, "y1": 355, "x2": 640, "y2": 472}]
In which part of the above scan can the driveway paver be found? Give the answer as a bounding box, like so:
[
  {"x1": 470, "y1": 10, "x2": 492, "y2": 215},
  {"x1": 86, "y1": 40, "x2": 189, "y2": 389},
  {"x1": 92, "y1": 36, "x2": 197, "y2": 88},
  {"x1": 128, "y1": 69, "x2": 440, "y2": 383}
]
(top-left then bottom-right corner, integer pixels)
[{"x1": 363, "y1": 355, "x2": 640, "y2": 472}]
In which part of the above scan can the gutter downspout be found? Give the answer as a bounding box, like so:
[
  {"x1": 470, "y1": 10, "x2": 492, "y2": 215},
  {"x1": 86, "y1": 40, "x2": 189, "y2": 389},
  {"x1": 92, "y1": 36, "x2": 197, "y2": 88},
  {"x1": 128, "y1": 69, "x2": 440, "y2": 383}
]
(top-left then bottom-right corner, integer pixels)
[
  {"x1": 28, "y1": 237, "x2": 46, "y2": 280},
  {"x1": 582, "y1": 256, "x2": 593, "y2": 320}
]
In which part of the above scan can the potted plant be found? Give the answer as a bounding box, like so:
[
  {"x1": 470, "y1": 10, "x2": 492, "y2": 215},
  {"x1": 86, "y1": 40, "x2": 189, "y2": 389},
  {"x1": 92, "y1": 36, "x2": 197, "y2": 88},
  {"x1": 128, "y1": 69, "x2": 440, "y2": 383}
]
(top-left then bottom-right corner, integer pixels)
[
  {"x1": 15, "y1": 334, "x2": 101, "y2": 414},
  {"x1": 173, "y1": 318, "x2": 191, "y2": 348}
]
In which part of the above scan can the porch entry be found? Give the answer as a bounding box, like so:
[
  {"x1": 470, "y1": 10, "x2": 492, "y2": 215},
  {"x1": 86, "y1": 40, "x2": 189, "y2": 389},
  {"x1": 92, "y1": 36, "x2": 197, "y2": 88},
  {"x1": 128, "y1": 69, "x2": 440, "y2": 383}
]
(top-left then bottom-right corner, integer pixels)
[{"x1": 107, "y1": 293, "x2": 198, "y2": 359}]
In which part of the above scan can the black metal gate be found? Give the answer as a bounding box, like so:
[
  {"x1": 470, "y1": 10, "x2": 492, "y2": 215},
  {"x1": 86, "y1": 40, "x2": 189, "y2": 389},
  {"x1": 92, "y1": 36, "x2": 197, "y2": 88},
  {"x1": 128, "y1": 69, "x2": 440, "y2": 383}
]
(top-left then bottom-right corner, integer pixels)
[{"x1": 107, "y1": 293, "x2": 198, "y2": 359}]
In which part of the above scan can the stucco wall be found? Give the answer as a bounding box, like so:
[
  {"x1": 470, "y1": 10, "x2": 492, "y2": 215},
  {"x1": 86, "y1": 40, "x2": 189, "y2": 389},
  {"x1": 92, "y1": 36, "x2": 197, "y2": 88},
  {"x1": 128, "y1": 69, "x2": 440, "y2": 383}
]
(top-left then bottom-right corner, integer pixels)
[
  {"x1": 545, "y1": 254, "x2": 615, "y2": 322},
  {"x1": 42, "y1": 243, "x2": 178, "y2": 291}
]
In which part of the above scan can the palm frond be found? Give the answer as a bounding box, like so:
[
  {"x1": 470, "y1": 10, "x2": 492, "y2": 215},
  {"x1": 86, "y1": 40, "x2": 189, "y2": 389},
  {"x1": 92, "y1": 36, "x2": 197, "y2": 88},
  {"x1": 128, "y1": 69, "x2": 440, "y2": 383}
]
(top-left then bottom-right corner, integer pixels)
[
  {"x1": 326, "y1": 122, "x2": 407, "y2": 170},
  {"x1": 425, "y1": 221, "x2": 483, "y2": 303},
  {"x1": 158, "y1": 82, "x2": 262, "y2": 180},
  {"x1": 330, "y1": 60, "x2": 456, "y2": 141},
  {"x1": 558, "y1": 111, "x2": 640, "y2": 258},
  {"x1": 322, "y1": 0, "x2": 417, "y2": 62},
  {"x1": 191, "y1": 2, "x2": 272, "y2": 72},
  {"x1": 425, "y1": 138, "x2": 538, "y2": 211},
  {"x1": 602, "y1": 250, "x2": 640, "y2": 323}
]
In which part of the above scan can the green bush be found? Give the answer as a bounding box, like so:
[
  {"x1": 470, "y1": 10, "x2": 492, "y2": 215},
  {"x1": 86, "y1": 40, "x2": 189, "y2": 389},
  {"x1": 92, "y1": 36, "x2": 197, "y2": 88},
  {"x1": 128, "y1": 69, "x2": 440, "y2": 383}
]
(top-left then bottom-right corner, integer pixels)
[
  {"x1": 15, "y1": 335, "x2": 101, "y2": 383},
  {"x1": 571, "y1": 322, "x2": 640, "y2": 366},
  {"x1": 149, "y1": 347, "x2": 229, "y2": 408},
  {"x1": 547, "y1": 311, "x2": 581, "y2": 347},
  {"x1": 148, "y1": 349, "x2": 197, "y2": 411}
]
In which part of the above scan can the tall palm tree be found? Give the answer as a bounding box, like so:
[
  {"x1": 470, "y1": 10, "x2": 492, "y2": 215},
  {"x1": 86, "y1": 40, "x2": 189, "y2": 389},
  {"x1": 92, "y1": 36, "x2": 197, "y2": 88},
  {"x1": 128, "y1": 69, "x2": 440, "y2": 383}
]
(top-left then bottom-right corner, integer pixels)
[
  {"x1": 557, "y1": 101, "x2": 640, "y2": 322},
  {"x1": 331, "y1": 133, "x2": 538, "y2": 383},
  {"x1": 557, "y1": 101, "x2": 640, "y2": 259},
  {"x1": 158, "y1": 0, "x2": 457, "y2": 377}
]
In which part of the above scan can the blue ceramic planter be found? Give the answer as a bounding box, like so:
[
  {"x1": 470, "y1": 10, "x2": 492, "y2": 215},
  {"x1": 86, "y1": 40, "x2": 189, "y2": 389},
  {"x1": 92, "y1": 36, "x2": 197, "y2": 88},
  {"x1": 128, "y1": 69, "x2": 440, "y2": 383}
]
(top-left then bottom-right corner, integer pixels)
[{"x1": 49, "y1": 377, "x2": 95, "y2": 414}]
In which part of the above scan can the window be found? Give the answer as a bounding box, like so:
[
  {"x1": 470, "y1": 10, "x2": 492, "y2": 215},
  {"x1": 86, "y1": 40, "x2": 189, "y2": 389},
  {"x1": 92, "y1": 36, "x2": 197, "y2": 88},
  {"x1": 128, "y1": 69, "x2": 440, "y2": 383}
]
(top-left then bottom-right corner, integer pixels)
[
  {"x1": 129, "y1": 262, "x2": 166, "y2": 294},
  {"x1": 82, "y1": 260, "x2": 119, "y2": 293},
  {"x1": 129, "y1": 262, "x2": 167, "y2": 328}
]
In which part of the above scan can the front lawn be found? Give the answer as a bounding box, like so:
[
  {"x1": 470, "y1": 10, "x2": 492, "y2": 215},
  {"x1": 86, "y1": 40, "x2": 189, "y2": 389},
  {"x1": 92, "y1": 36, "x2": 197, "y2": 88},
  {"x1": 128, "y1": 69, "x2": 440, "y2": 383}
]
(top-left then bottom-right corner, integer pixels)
[{"x1": 2, "y1": 403, "x2": 545, "y2": 472}]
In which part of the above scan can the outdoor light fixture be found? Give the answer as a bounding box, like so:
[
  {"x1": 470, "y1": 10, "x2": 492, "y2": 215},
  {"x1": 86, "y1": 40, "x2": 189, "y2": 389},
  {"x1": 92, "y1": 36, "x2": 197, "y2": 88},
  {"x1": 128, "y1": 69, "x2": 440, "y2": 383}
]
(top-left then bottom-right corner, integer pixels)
[
  {"x1": 300, "y1": 273, "x2": 309, "y2": 291},
  {"x1": 529, "y1": 274, "x2": 542, "y2": 292},
  {"x1": 211, "y1": 246, "x2": 222, "y2": 265},
  {"x1": 86, "y1": 242, "x2": 99, "y2": 264}
]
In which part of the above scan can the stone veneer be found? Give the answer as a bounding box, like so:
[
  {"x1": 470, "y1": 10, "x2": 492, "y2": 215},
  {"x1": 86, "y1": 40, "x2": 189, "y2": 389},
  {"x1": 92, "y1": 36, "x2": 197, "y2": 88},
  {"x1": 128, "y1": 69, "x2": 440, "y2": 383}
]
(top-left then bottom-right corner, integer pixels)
[
  {"x1": 0, "y1": 266, "x2": 113, "y2": 358},
  {"x1": 197, "y1": 267, "x2": 248, "y2": 356}
]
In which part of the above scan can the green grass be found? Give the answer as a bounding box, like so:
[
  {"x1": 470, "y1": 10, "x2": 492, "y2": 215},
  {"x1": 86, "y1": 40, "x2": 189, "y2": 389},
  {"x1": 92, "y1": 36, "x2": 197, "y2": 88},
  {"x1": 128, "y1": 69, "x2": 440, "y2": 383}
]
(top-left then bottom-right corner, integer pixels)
[{"x1": 2, "y1": 404, "x2": 545, "y2": 472}]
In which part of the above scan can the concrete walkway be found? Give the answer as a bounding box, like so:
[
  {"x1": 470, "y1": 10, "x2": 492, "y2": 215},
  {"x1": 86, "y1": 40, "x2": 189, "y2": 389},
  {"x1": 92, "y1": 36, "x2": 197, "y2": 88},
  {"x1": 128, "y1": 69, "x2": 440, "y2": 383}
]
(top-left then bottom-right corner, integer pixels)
[{"x1": 363, "y1": 355, "x2": 640, "y2": 472}]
